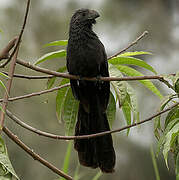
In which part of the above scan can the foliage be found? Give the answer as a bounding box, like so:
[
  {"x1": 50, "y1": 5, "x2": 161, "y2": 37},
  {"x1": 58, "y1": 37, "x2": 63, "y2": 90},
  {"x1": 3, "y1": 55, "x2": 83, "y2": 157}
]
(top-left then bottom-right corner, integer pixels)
[
  {"x1": 0, "y1": 136, "x2": 19, "y2": 180},
  {"x1": 1, "y1": 38, "x2": 178, "y2": 179},
  {"x1": 154, "y1": 73, "x2": 179, "y2": 179}
]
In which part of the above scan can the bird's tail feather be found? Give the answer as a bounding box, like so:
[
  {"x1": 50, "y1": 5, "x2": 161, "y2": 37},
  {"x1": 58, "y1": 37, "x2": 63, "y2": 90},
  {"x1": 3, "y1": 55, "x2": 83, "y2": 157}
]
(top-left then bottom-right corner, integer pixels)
[{"x1": 74, "y1": 101, "x2": 115, "y2": 173}]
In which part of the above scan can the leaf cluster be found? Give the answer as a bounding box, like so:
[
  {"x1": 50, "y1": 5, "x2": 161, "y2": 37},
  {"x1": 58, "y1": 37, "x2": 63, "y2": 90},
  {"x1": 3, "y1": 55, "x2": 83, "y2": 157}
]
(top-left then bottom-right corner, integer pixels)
[{"x1": 154, "y1": 73, "x2": 179, "y2": 178}]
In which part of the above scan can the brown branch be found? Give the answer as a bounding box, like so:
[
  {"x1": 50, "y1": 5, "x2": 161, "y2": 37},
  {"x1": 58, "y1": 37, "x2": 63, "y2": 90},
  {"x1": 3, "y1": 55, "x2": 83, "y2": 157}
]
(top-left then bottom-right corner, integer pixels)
[
  {"x1": 6, "y1": 102, "x2": 179, "y2": 140},
  {"x1": 108, "y1": 31, "x2": 149, "y2": 60},
  {"x1": 0, "y1": 0, "x2": 31, "y2": 130},
  {"x1": 0, "y1": 0, "x2": 30, "y2": 68},
  {"x1": 2, "y1": 71, "x2": 53, "y2": 79},
  {"x1": 0, "y1": 44, "x2": 19, "y2": 130},
  {"x1": 16, "y1": 58, "x2": 175, "y2": 82},
  {"x1": 0, "y1": 83, "x2": 70, "y2": 102},
  {"x1": 3, "y1": 126, "x2": 73, "y2": 180},
  {"x1": 0, "y1": 37, "x2": 18, "y2": 61}
]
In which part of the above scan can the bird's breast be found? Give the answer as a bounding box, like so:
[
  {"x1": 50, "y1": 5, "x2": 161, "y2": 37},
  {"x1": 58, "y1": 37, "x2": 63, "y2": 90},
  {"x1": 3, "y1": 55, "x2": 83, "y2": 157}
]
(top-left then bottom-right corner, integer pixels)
[{"x1": 67, "y1": 39, "x2": 101, "y2": 77}]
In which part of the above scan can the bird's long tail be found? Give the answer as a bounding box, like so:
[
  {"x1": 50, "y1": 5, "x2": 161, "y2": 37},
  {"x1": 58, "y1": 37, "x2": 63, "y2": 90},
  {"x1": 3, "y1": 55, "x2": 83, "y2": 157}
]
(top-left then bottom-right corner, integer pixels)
[{"x1": 74, "y1": 97, "x2": 116, "y2": 173}]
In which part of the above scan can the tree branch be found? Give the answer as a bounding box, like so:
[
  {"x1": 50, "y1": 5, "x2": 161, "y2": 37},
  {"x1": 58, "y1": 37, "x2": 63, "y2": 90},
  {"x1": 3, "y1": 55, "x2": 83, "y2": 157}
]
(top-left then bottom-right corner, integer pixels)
[
  {"x1": 2, "y1": 71, "x2": 53, "y2": 79},
  {"x1": 6, "y1": 102, "x2": 179, "y2": 140},
  {"x1": 3, "y1": 126, "x2": 73, "y2": 180},
  {"x1": 0, "y1": 0, "x2": 30, "y2": 130},
  {"x1": 107, "y1": 31, "x2": 149, "y2": 60},
  {"x1": 16, "y1": 58, "x2": 175, "y2": 82},
  {"x1": 0, "y1": 37, "x2": 18, "y2": 61},
  {"x1": 0, "y1": 83, "x2": 70, "y2": 102},
  {"x1": 0, "y1": 0, "x2": 30, "y2": 68},
  {"x1": 0, "y1": 43, "x2": 19, "y2": 131}
]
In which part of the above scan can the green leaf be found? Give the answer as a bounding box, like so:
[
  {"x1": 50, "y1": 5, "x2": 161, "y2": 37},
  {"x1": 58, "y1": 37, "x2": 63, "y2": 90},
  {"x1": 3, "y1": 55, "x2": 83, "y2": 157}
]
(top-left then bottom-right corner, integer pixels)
[
  {"x1": 119, "y1": 51, "x2": 152, "y2": 57},
  {"x1": 92, "y1": 171, "x2": 102, "y2": 180},
  {"x1": 0, "y1": 72, "x2": 9, "y2": 79},
  {"x1": 115, "y1": 65, "x2": 163, "y2": 99},
  {"x1": 63, "y1": 88, "x2": 78, "y2": 136},
  {"x1": 126, "y1": 84, "x2": 139, "y2": 123},
  {"x1": 0, "y1": 136, "x2": 19, "y2": 179},
  {"x1": 122, "y1": 94, "x2": 131, "y2": 135},
  {"x1": 109, "y1": 64, "x2": 127, "y2": 106},
  {"x1": 35, "y1": 50, "x2": 66, "y2": 65},
  {"x1": 174, "y1": 79, "x2": 179, "y2": 95},
  {"x1": 150, "y1": 146, "x2": 160, "y2": 180},
  {"x1": 163, "y1": 123, "x2": 179, "y2": 168},
  {"x1": 109, "y1": 56, "x2": 157, "y2": 74},
  {"x1": 154, "y1": 95, "x2": 176, "y2": 139},
  {"x1": 56, "y1": 79, "x2": 70, "y2": 123},
  {"x1": 157, "y1": 118, "x2": 179, "y2": 156},
  {"x1": 165, "y1": 106, "x2": 179, "y2": 129},
  {"x1": 107, "y1": 93, "x2": 116, "y2": 127},
  {"x1": 0, "y1": 80, "x2": 8, "y2": 95},
  {"x1": 44, "y1": 40, "x2": 68, "y2": 47},
  {"x1": 73, "y1": 163, "x2": 80, "y2": 180},
  {"x1": 60, "y1": 141, "x2": 72, "y2": 180},
  {"x1": 47, "y1": 66, "x2": 67, "y2": 89}
]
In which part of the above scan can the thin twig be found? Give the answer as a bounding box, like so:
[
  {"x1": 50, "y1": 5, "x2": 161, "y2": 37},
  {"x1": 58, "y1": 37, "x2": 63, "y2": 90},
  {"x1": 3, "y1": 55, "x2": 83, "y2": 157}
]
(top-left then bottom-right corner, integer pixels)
[
  {"x1": 6, "y1": 102, "x2": 179, "y2": 140},
  {"x1": 16, "y1": 58, "x2": 175, "y2": 82},
  {"x1": 0, "y1": 83, "x2": 70, "y2": 102},
  {"x1": 3, "y1": 126, "x2": 73, "y2": 180},
  {"x1": 0, "y1": 44, "x2": 19, "y2": 131},
  {"x1": 0, "y1": 0, "x2": 30, "y2": 130},
  {"x1": 2, "y1": 71, "x2": 53, "y2": 79},
  {"x1": 0, "y1": 0, "x2": 30, "y2": 68},
  {"x1": 0, "y1": 37, "x2": 18, "y2": 61},
  {"x1": 108, "y1": 31, "x2": 149, "y2": 60}
]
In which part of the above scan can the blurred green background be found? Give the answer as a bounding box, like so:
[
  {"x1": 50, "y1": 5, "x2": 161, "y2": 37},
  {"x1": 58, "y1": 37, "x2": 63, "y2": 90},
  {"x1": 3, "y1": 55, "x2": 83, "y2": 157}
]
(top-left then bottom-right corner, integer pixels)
[{"x1": 0, "y1": 0, "x2": 179, "y2": 179}]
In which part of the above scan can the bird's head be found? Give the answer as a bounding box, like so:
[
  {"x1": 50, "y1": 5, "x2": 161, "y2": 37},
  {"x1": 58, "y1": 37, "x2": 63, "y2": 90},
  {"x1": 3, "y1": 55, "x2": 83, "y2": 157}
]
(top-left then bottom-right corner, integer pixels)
[{"x1": 70, "y1": 9, "x2": 100, "y2": 27}]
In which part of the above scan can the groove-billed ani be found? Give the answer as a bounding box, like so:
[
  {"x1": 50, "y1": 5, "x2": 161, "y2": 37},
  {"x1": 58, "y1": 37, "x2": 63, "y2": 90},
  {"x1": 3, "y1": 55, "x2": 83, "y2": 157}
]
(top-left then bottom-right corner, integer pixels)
[{"x1": 66, "y1": 9, "x2": 116, "y2": 173}]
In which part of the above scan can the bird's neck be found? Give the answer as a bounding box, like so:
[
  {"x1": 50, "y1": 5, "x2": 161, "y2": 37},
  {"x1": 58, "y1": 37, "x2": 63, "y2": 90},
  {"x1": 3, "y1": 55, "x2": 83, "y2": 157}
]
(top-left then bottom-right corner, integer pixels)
[{"x1": 69, "y1": 24, "x2": 98, "y2": 42}]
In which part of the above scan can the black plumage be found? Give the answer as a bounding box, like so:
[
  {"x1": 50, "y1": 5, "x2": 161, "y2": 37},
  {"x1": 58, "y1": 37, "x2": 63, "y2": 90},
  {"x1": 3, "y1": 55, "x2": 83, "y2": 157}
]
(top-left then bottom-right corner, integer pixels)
[{"x1": 66, "y1": 9, "x2": 116, "y2": 173}]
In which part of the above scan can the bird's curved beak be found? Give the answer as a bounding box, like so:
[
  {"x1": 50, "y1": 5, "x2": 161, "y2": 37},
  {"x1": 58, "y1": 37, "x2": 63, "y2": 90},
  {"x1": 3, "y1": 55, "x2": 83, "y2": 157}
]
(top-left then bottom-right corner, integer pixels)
[{"x1": 88, "y1": 10, "x2": 100, "y2": 20}]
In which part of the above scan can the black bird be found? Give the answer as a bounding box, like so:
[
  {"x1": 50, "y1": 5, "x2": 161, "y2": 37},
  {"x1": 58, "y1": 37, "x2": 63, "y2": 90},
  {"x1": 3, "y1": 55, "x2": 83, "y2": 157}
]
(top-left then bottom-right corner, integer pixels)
[{"x1": 66, "y1": 9, "x2": 116, "y2": 173}]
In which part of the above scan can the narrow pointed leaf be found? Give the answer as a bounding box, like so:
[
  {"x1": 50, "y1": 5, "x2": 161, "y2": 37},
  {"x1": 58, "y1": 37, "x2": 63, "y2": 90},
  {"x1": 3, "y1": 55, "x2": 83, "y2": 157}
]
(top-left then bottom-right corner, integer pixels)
[
  {"x1": 157, "y1": 118, "x2": 179, "y2": 156},
  {"x1": 163, "y1": 123, "x2": 179, "y2": 168},
  {"x1": 0, "y1": 72, "x2": 9, "y2": 79},
  {"x1": 92, "y1": 171, "x2": 102, "y2": 180},
  {"x1": 0, "y1": 80, "x2": 8, "y2": 95},
  {"x1": 60, "y1": 141, "x2": 72, "y2": 180},
  {"x1": 0, "y1": 137, "x2": 19, "y2": 179},
  {"x1": 109, "y1": 64, "x2": 127, "y2": 106},
  {"x1": 165, "y1": 106, "x2": 179, "y2": 129},
  {"x1": 44, "y1": 40, "x2": 68, "y2": 47},
  {"x1": 47, "y1": 66, "x2": 67, "y2": 89},
  {"x1": 35, "y1": 50, "x2": 66, "y2": 65},
  {"x1": 122, "y1": 94, "x2": 131, "y2": 135},
  {"x1": 107, "y1": 93, "x2": 116, "y2": 127},
  {"x1": 56, "y1": 79, "x2": 70, "y2": 123},
  {"x1": 73, "y1": 163, "x2": 80, "y2": 180},
  {"x1": 154, "y1": 95, "x2": 175, "y2": 139},
  {"x1": 109, "y1": 56, "x2": 157, "y2": 74},
  {"x1": 116, "y1": 65, "x2": 163, "y2": 99},
  {"x1": 150, "y1": 146, "x2": 160, "y2": 180},
  {"x1": 63, "y1": 88, "x2": 78, "y2": 136},
  {"x1": 119, "y1": 51, "x2": 152, "y2": 57},
  {"x1": 126, "y1": 84, "x2": 139, "y2": 123}
]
